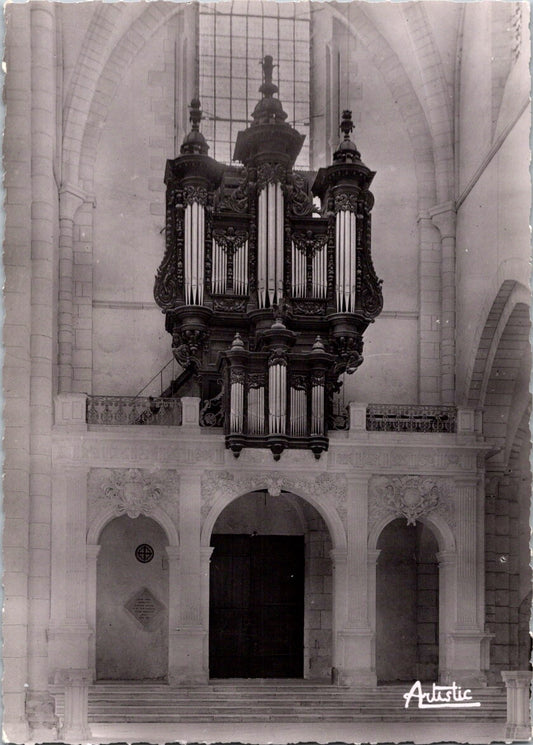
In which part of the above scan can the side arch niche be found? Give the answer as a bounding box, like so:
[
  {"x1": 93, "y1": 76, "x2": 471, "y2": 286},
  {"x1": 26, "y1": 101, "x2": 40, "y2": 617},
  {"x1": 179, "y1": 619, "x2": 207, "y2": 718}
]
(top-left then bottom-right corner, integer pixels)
[
  {"x1": 375, "y1": 517, "x2": 440, "y2": 684},
  {"x1": 95, "y1": 514, "x2": 170, "y2": 681}
]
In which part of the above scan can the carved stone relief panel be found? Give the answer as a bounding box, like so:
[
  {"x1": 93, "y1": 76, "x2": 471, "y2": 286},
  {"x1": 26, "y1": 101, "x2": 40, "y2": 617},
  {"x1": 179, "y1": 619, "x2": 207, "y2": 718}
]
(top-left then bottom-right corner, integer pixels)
[
  {"x1": 88, "y1": 468, "x2": 179, "y2": 529},
  {"x1": 334, "y1": 447, "x2": 476, "y2": 472},
  {"x1": 201, "y1": 470, "x2": 347, "y2": 524},
  {"x1": 368, "y1": 475, "x2": 455, "y2": 531}
]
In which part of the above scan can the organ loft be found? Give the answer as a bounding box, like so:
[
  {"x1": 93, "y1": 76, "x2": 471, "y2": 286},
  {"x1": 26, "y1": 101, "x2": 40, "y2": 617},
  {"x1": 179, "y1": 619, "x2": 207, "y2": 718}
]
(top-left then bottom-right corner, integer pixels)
[{"x1": 154, "y1": 56, "x2": 383, "y2": 459}]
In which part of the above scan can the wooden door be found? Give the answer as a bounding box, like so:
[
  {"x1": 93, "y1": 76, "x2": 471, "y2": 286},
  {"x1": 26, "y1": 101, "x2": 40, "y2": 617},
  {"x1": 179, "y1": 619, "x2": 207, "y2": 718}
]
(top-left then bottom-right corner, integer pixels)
[{"x1": 209, "y1": 535, "x2": 304, "y2": 678}]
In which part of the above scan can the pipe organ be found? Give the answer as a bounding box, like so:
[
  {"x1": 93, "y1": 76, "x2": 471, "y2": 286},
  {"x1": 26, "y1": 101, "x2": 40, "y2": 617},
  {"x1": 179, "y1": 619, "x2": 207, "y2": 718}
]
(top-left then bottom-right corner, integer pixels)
[{"x1": 154, "y1": 57, "x2": 383, "y2": 459}]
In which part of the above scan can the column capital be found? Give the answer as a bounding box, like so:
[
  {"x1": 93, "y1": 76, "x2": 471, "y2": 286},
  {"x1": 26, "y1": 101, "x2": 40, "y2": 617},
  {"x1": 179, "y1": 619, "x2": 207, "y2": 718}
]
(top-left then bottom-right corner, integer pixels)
[
  {"x1": 429, "y1": 201, "x2": 456, "y2": 238},
  {"x1": 165, "y1": 545, "x2": 180, "y2": 560},
  {"x1": 59, "y1": 183, "x2": 95, "y2": 218},
  {"x1": 501, "y1": 670, "x2": 533, "y2": 688},
  {"x1": 436, "y1": 549, "x2": 457, "y2": 566},
  {"x1": 86, "y1": 544, "x2": 101, "y2": 561},
  {"x1": 367, "y1": 548, "x2": 381, "y2": 565},
  {"x1": 329, "y1": 547, "x2": 348, "y2": 566},
  {"x1": 200, "y1": 546, "x2": 214, "y2": 562}
]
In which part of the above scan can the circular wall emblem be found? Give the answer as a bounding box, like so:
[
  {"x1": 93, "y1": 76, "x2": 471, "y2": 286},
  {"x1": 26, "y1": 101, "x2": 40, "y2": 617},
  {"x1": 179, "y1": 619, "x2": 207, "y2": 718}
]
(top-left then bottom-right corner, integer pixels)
[{"x1": 135, "y1": 544, "x2": 154, "y2": 563}]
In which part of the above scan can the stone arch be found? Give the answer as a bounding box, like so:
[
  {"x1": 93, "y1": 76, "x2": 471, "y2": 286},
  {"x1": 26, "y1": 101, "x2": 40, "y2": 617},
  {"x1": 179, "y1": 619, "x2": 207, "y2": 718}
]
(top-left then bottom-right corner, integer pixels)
[
  {"x1": 368, "y1": 511, "x2": 456, "y2": 554},
  {"x1": 324, "y1": 3, "x2": 438, "y2": 209},
  {"x1": 63, "y1": 2, "x2": 181, "y2": 190},
  {"x1": 201, "y1": 484, "x2": 347, "y2": 552},
  {"x1": 464, "y1": 265, "x2": 530, "y2": 407},
  {"x1": 87, "y1": 505, "x2": 179, "y2": 547}
]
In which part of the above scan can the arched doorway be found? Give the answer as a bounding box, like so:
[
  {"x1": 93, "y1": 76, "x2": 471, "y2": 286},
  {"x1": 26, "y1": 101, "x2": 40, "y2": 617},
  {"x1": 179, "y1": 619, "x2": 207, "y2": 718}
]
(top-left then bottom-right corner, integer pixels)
[
  {"x1": 209, "y1": 491, "x2": 333, "y2": 680},
  {"x1": 96, "y1": 515, "x2": 169, "y2": 680},
  {"x1": 376, "y1": 518, "x2": 439, "y2": 683}
]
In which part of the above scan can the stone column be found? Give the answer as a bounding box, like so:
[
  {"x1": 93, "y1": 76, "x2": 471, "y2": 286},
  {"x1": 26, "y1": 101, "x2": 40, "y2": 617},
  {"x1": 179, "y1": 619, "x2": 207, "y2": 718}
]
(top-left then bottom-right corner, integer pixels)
[
  {"x1": 3, "y1": 5, "x2": 32, "y2": 738},
  {"x1": 417, "y1": 211, "x2": 442, "y2": 404},
  {"x1": 429, "y1": 202, "x2": 456, "y2": 405},
  {"x1": 445, "y1": 475, "x2": 488, "y2": 685},
  {"x1": 501, "y1": 671, "x2": 532, "y2": 741},
  {"x1": 49, "y1": 468, "x2": 92, "y2": 675},
  {"x1": 200, "y1": 546, "x2": 215, "y2": 676},
  {"x1": 29, "y1": 0, "x2": 56, "y2": 710},
  {"x1": 169, "y1": 470, "x2": 206, "y2": 684},
  {"x1": 55, "y1": 669, "x2": 92, "y2": 742},
  {"x1": 366, "y1": 548, "x2": 381, "y2": 680},
  {"x1": 329, "y1": 548, "x2": 348, "y2": 682},
  {"x1": 58, "y1": 185, "x2": 85, "y2": 393},
  {"x1": 166, "y1": 545, "x2": 181, "y2": 684},
  {"x1": 334, "y1": 475, "x2": 375, "y2": 687},
  {"x1": 436, "y1": 550, "x2": 457, "y2": 681},
  {"x1": 86, "y1": 545, "x2": 101, "y2": 680}
]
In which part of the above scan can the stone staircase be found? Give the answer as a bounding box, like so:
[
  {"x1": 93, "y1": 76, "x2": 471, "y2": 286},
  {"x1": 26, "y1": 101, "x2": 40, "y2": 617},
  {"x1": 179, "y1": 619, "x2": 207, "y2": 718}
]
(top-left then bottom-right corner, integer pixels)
[{"x1": 54, "y1": 680, "x2": 507, "y2": 724}]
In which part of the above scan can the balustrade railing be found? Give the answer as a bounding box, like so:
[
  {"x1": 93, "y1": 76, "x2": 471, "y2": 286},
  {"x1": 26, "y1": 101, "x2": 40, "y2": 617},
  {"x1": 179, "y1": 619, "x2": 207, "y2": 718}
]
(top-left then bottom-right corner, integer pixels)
[
  {"x1": 366, "y1": 404, "x2": 456, "y2": 433},
  {"x1": 87, "y1": 396, "x2": 182, "y2": 426}
]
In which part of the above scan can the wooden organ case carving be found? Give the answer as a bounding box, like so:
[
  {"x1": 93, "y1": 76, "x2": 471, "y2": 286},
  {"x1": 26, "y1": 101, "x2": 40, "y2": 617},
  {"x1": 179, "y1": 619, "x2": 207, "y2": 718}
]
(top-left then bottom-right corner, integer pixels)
[{"x1": 154, "y1": 57, "x2": 383, "y2": 460}]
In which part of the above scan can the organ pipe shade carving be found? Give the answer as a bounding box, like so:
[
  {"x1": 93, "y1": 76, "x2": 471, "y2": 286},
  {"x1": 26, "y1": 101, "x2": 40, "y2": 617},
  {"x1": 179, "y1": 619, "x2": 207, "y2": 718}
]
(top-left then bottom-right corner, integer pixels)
[{"x1": 154, "y1": 59, "x2": 383, "y2": 460}]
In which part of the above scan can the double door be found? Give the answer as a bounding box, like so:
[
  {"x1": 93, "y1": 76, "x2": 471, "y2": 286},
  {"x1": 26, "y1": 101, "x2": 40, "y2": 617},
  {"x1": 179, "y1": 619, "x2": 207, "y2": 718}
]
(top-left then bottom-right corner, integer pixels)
[{"x1": 209, "y1": 534, "x2": 304, "y2": 678}]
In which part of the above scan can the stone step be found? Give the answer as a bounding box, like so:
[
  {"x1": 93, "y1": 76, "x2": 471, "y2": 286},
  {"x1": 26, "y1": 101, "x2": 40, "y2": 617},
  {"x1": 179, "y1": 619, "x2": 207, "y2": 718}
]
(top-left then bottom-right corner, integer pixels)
[{"x1": 52, "y1": 683, "x2": 507, "y2": 724}]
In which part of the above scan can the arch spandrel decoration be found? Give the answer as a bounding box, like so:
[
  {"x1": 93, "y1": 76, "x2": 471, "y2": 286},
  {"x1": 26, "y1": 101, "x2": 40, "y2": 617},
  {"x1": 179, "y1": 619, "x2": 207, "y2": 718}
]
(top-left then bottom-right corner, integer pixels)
[
  {"x1": 368, "y1": 475, "x2": 456, "y2": 551},
  {"x1": 87, "y1": 467, "x2": 180, "y2": 543},
  {"x1": 200, "y1": 470, "x2": 347, "y2": 550}
]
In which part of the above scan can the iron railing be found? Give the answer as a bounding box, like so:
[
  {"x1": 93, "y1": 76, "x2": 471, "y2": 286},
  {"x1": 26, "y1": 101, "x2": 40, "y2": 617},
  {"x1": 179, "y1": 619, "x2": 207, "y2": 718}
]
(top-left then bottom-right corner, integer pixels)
[
  {"x1": 86, "y1": 396, "x2": 182, "y2": 426},
  {"x1": 366, "y1": 404, "x2": 456, "y2": 433}
]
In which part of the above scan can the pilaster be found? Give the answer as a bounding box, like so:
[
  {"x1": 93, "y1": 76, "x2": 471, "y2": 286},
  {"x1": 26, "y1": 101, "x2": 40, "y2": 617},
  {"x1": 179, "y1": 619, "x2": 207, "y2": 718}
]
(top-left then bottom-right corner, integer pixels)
[
  {"x1": 170, "y1": 469, "x2": 206, "y2": 684},
  {"x1": 501, "y1": 671, "x2": 532, "y2": 741},
  {"x1": 429, "y1": 201, "x2": 457, "y2": 405},
  {"x1": 49, "y1": 467, "x2": 92, "y2": 675},
  {"x1": 55, "y1": 668, "x2": 92, "y2": 742},
  {"x1": 58, "y1": 184, "x2": 86, "y2": 394},
  {"x1": 29, "y1": 0, "x2": 56, "y2": 699},
  {"x1": 3, "y1": 3, "x2": 32, "y2": 737}
]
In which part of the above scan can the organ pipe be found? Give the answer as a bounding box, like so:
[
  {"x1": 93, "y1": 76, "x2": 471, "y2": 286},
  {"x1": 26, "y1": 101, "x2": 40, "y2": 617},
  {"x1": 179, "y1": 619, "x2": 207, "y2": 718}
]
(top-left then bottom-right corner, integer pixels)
[
  {"x1": 335, "y1": 209, "x2": 357, "y2": 312},
  {"x1": 230, "y1": 380, "x2": 244, "y2": 433},
  {"x1": 290, "y1": 387, "x2": 306, "y2": 436},
  {"x1": 184, "y1": 201, "x2": 205, "y2": 305},
  {"x1": 311, "y1": 381, "x2": 324, "y2": 436},
  {"x1": 268, "y1": 361, "x2": 286, "y2": 434},
  {"x1": 211, "y1": 240, "x2": 248, "y2": 295},
  {"x1": 248, "y1": 386, "x2": 265, "y2": 434},
  {"x1": 258, "y1": 182, "x2": 284, "y2": 308}
]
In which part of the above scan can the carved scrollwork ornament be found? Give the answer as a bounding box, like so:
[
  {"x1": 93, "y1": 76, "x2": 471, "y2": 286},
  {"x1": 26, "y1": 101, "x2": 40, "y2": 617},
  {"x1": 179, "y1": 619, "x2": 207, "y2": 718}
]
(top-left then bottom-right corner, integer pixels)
[
  {"x1": 290, "y1": 374, "x2": 307, "y2": 391},
  {"x1": 172, "y1": 327, "x2": 209, "y2": 368},
  {"x1": 334, "y1": 192, "x2": 359, "y2": 213},
  {"x1": 331, "y1": 335, "x2": 364, "y2": 375},
  {"x1": 360, "y1": 248, "x2": 384, "y2": 317},
  {"x1": 214, "y1": 297, "x2": 247, "y2": 312},
  {"x1": 230, "y1": 368, "x2": 246, "y2": 385},
  {"x1": 183, "y1": 185, "x2": 208, "y2": 207},
  {"x1": 288, "y1": 172, "x2": 313, "y2": 216},
  {"x1": 292, "y1": 230, "x2": 328, "y2": 259},
  {"x1": 292, "y1": 300, "x2": 326, "y2": 316},
  {"x1": 311, "y1": 371, "x2": 326, "y2": 387},
  {"x1": 369, "y1": 475, "x2": 447, "y2": 527},
  {"x1": 213, "y1": 226, "x2": 249, "y2": 256},
  {"x1": 246, "y1": 373, "x2": 266, "y2": 390},
  {"x1": 257, "y1": 162, "x2": 287, "y2": 191},
  {"x1": 217, "y1": 168, "x2": 250, "y2": 213},
  {"x1": 268, "y1": 348, "x2": 288, "y2": 367}
]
